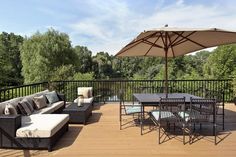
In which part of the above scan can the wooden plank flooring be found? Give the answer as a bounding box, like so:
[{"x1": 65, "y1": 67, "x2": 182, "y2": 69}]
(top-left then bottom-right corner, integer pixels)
[{"x1": 1, "y1": 103, "x2": 236, "y2": 157}]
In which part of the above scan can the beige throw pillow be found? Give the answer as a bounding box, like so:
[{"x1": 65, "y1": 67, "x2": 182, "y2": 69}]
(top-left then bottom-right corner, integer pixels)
[
  {"x1": 78, "y1": 87, "x2": 93, "y2": 98},
  {"x1": 33, "y1": 95, "x2": 47, "y2": 110},
  {"x1": 4, "y1": 103, "x2": 18, "y2": 115},
  {"x1": 78, "y1": 89, "x2": 89, "y2": 98}
]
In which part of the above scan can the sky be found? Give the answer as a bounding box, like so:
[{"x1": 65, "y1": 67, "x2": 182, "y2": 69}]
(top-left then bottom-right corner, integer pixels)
[{"x1": 0, "y1": 0, "x2": 236, "y2": 55}]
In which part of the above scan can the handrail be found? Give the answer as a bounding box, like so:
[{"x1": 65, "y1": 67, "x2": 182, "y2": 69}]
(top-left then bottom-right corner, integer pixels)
[{"x1": 0, "y1": 79, "x2": 234, "y2": 103}]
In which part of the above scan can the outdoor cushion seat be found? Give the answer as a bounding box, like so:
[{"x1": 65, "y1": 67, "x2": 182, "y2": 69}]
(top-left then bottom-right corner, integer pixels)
[
  {"x1": 16, "y1": 114, "x2": 69, "y2": 138},
  {"x1": 125, "y1": 104, "x2": 141, "y2": 114},
  {"x1": 178, "y1": 110, "x2": 209, "y2": 122},
  {"x1": 74, "y1": 97, "x2": 94, "y2": 104},
  {"x1": 150, "y1": 110, "x2": 176, "y2": 121},
  {"x1": 33, "y1": 101, "x2": 64, "y2": 114}
]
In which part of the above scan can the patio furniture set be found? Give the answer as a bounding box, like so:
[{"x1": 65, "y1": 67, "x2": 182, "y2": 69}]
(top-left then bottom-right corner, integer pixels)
[
  {"x1": 120, "y1": 91, "x2": 225, "y2": 145},
  {"x1": 0, "y1": 87, "x2": 94, "y2": 151}
]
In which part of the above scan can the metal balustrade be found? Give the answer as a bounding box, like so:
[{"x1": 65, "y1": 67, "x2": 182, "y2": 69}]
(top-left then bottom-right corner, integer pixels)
[{"x1": 0, "y1": 79, "x2": 234, "y2": 103}]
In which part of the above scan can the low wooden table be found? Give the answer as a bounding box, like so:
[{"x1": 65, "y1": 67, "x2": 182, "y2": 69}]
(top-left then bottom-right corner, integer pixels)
[{"x1": 62, "y1": 103, "x2": 93, "y2": 124}]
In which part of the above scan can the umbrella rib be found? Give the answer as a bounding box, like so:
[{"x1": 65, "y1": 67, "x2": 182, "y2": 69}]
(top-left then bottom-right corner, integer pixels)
[
  {"x1": 166, "y1": 33, "x2": 175, "y2": 57},
  {"x1": 173, "y1": 31, "x2": 207, "y2": 48},
  {"x1": 170, "y1": 31, "x2": 185, "y2": 46},
  {"x1": 172, "y1": 31, "x2": 196, "y2": 46},
  {"x1": 143, "y1": 39, "x2": 163, "y2": 48},
  {"x1": 144, "y1": 33, "x2": 161, "y2": 56},
  {"x1": 160, "y1": 32, "x2": 166, "y2": 48},
  {"x1": 116, "y1": 32, "x2": 157, "y2": 56}
]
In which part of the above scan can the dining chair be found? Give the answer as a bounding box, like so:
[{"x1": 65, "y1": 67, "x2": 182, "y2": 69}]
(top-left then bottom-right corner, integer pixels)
[
  {"x1": 119, "y1": 90, "x2": 141, "y2": 130},
  {"x1": 149, "y1": 97, "x2": 186, "y2": 144},
  {"x1": 205, "y1": 91, "x2": 225, "y2": 130},
  {"x1": 187, "y1": 98, "x2": 217, "y2": 145}
]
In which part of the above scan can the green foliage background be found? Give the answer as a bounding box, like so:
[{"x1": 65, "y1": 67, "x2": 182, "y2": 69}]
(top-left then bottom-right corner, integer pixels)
[{"x1": 1, "y1": 29, "x2": 236, "y2": 92}]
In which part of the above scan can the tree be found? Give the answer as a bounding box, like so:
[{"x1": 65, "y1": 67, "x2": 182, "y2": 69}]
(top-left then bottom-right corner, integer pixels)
[
  {"x1": 92, "y1": 52, "x2": 114, "y2": 79},
  {"x1": 0, "y1": 32, "x2": 24, "y2": 86},
  {"x1": 20, "y1": 29, "x2": 77, "y2": 83},
  {"x1": 203, "y1": 45, "x2": 236, "y2": 79},
  {"x1": 73, "y1": 46, "x2": 93, "y2": 73},
  {"x1": 50, "y1": 64, "x2": 75, "y2": 81},
  {"x1": 73, "y1": 72, "x2": 94, "y2": 80}
]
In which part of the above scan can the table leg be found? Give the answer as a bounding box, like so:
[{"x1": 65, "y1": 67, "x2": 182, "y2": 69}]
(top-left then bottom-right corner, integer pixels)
[{"x1": 141, "y1": 104, "x2": 144, "y2": 135}]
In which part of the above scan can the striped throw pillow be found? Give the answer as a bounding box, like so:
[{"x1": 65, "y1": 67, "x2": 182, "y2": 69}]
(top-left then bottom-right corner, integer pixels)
[{"x1": 18, "y1": 98, "x2": 34, "y2": 115}]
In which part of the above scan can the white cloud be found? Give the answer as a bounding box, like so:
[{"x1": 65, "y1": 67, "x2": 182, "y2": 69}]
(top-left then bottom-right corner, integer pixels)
[{"x1": 68, "y1": 0, "x2": 236, "y2": 55}]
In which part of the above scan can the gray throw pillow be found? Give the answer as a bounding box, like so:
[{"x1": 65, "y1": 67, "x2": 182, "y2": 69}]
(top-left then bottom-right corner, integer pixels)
[
  {"x1": 45, "y1": 91, "x2": 59, "y2": 104},
  {"x1": 18, "y1": 98, "x2": 35, "y2": 116},
  {"x1": 4, "y1": 103, "x2": 18, "y2": 115},
  {"x1": 33, "y1": 95, "x2": 47, "y2": 110}
]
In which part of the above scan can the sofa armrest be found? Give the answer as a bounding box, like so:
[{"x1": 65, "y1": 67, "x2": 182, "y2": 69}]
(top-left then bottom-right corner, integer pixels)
[
  {"x1": 57, "y1": 93, "x2": 66, "y2": 102},
  {"x1": 0, "y1": 115, "x2": 21, "y2": 136}
]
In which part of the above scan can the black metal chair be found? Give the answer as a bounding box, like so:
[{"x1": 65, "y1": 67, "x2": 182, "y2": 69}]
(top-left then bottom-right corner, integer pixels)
[
  {"x1": 205, "y1": 91, "x2": 225, "y2": 130},
  {"x1": 149, "y1": 97, "x2": 186, "y2": 144},
  {"x1": 119, "y1": 90, "x2": 141, "y2": 130},
  {"x1": 188, "y1": 98, "x2": 217, "y2": 145}
]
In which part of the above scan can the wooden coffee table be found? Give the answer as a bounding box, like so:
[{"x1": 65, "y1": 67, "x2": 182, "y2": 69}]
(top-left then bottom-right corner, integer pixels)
[{"x1": 62, "y1": 103, "x2": 93, "y2": 124}]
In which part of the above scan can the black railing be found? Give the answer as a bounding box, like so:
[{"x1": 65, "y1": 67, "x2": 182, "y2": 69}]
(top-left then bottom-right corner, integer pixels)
[
  {"x1": 0, "y1": 82, "x2": 48, "y2": 102},
  {"x1": 0, "y1": 80, "x2": 234, "y2": 103}
]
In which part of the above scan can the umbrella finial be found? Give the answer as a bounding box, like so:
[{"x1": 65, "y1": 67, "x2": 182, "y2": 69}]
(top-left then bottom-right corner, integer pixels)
[{"x1": 165, "y1": 24, "x2": 168, "y2": 27}]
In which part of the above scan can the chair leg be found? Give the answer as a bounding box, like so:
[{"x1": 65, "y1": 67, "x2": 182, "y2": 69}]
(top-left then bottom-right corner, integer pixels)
[
  {"x1": 189, "y1": 123, "x2": 192, "y2": 144},
  {"x1": 158, "y1": 125, "x2": 161, "y2": 144},
  {"x1": 183, "y1": 123, "x2": 185, "y2": 145},
  {"x1": 223, "y1": 105, "x2": 225, "y2": 130}
]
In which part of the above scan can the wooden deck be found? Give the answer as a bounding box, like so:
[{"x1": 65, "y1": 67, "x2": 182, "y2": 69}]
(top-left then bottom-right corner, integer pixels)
[{"x1": 1, "y1": 103, "x2": 236, "y2": 157}]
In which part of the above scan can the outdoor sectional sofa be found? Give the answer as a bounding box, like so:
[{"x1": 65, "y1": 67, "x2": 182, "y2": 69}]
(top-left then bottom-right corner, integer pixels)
[{"x1": 0, "y1": 89, "x2": 69, "y2": 152}]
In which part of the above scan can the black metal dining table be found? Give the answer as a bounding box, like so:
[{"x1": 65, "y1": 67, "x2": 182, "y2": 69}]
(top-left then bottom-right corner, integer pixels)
[{"x1": 133, "y1": 93, "x2": 202, "y2": 135}]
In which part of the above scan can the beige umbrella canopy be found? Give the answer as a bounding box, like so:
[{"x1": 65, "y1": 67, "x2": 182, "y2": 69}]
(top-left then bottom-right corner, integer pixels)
[{"x1": 115, "y1": 26, "x2": 236, "y2": 96}]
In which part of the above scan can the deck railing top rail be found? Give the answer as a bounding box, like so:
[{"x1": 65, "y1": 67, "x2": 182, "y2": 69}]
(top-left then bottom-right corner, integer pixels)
[{"x1": 0, "y1": 79, "x2": 234, "y2": 103}]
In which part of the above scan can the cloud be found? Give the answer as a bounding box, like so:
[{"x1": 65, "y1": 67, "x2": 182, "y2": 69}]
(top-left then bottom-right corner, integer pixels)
[{"x1": 67, "y1": 0, "x2": 236, "y2": 55}]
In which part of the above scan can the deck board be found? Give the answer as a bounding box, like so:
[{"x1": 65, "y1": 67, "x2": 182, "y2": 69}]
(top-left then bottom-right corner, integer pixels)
[{"x1": 1, "y1": 103, "x2": 236, "y2": 157}]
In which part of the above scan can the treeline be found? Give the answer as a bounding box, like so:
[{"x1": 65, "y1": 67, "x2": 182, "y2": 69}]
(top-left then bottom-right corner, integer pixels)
[{"x1": 1, "y1": 29, "x2": 236, "y2": 87}]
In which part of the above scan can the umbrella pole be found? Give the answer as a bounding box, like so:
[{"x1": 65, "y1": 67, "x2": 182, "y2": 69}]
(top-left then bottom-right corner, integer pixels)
[{"x1": 164, "y1": 49, "x2": 168, "y2": 98}]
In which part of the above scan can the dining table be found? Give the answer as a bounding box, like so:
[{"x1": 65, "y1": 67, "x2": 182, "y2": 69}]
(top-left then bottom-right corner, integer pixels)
[{"x1": 133, "y1": 93, "x2": 202, "y2": 135}]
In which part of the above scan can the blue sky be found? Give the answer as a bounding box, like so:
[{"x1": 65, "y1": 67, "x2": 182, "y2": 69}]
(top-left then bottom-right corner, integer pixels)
[{"x1": 0, "y1": 0, "x2": 236, "y2": 55}]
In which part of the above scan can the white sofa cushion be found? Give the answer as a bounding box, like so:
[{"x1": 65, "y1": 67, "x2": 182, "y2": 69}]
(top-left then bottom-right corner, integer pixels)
[
  {"x1": 16, "y1": 114, "x2": 69, "y2": 138},
  {"x1": 33, "y1": 101, "x2": 64, "y2": 114},
  {"x1": 74, "y1": 97, "x2": 94, "y2": 104}
]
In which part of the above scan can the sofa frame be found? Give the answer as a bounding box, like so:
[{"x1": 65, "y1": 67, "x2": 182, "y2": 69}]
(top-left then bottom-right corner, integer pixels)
[{"x1": 0, "y1": 92, "x2": 68, "y2": 152}]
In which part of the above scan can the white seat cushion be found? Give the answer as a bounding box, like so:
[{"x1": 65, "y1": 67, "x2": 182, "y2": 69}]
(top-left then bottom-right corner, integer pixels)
[
  {"x1": 178, "y1": 110, "x2": 209, "y2": 122},
  {"x1": 74, "y1": 97, "x2": 94, "y2": 104},
  {"x1": 16, "y1": 114, "x2": 69, "y2": 138},
  {"x1": 151, "y1": 110, "x2": 176, "y2": 121}
]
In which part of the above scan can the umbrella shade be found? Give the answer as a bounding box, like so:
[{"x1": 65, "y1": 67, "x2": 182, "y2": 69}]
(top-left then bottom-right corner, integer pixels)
[
  {"x1": 116, "y1": 27, "x2": 236, "y2": 57},
  {"x1": 115, "y1": 27, "x2": 236, "y2": 96}
]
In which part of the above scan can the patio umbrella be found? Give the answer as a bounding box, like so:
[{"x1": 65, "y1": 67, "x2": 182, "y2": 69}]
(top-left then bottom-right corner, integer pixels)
[{"x1": 115, "y1": 26, "x2": 236, "y2": 96}]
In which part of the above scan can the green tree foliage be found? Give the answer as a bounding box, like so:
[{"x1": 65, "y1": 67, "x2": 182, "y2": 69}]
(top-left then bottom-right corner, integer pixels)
[
  {"x1": 50, "y1": 64, "x2": 75, "y2": 81},
  {"x1": 3, "y1": 28, "x2": 236, "y2": 86},
  {"x1": 204, "y1": 45, "x2": 236, "y2": 79},
  {"x1": 0, "y1": 32, "x2": 24, "y2": 86},
  {"x1": 74, "y1": 46, "x2": 93, "y2": 73},
  {"x1": 92, "y1": 52, "x2": 114, "y2": 79},
  {"x1": 20, "y1": 29, "x2": 77, "y2": 83},
  {"x1": 73, "y1": 72, "x2": 94, "y2": 80}
]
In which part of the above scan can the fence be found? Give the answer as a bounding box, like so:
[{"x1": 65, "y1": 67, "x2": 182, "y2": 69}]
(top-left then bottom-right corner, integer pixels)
[{"x1": 0, "y1": 80, "x2": 234, "y2": 103}]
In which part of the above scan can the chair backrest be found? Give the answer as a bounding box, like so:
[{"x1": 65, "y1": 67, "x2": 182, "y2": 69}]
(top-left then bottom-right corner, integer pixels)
[
  {"x1": 190, "y1": 98, "x2": 216, "y2": 115},
  {"x1": 159, "y1": 97, "x2": 186, "y2": 113},
  {"x1": 77, "y1": 87, "x2": 93, "y2": 98}
]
